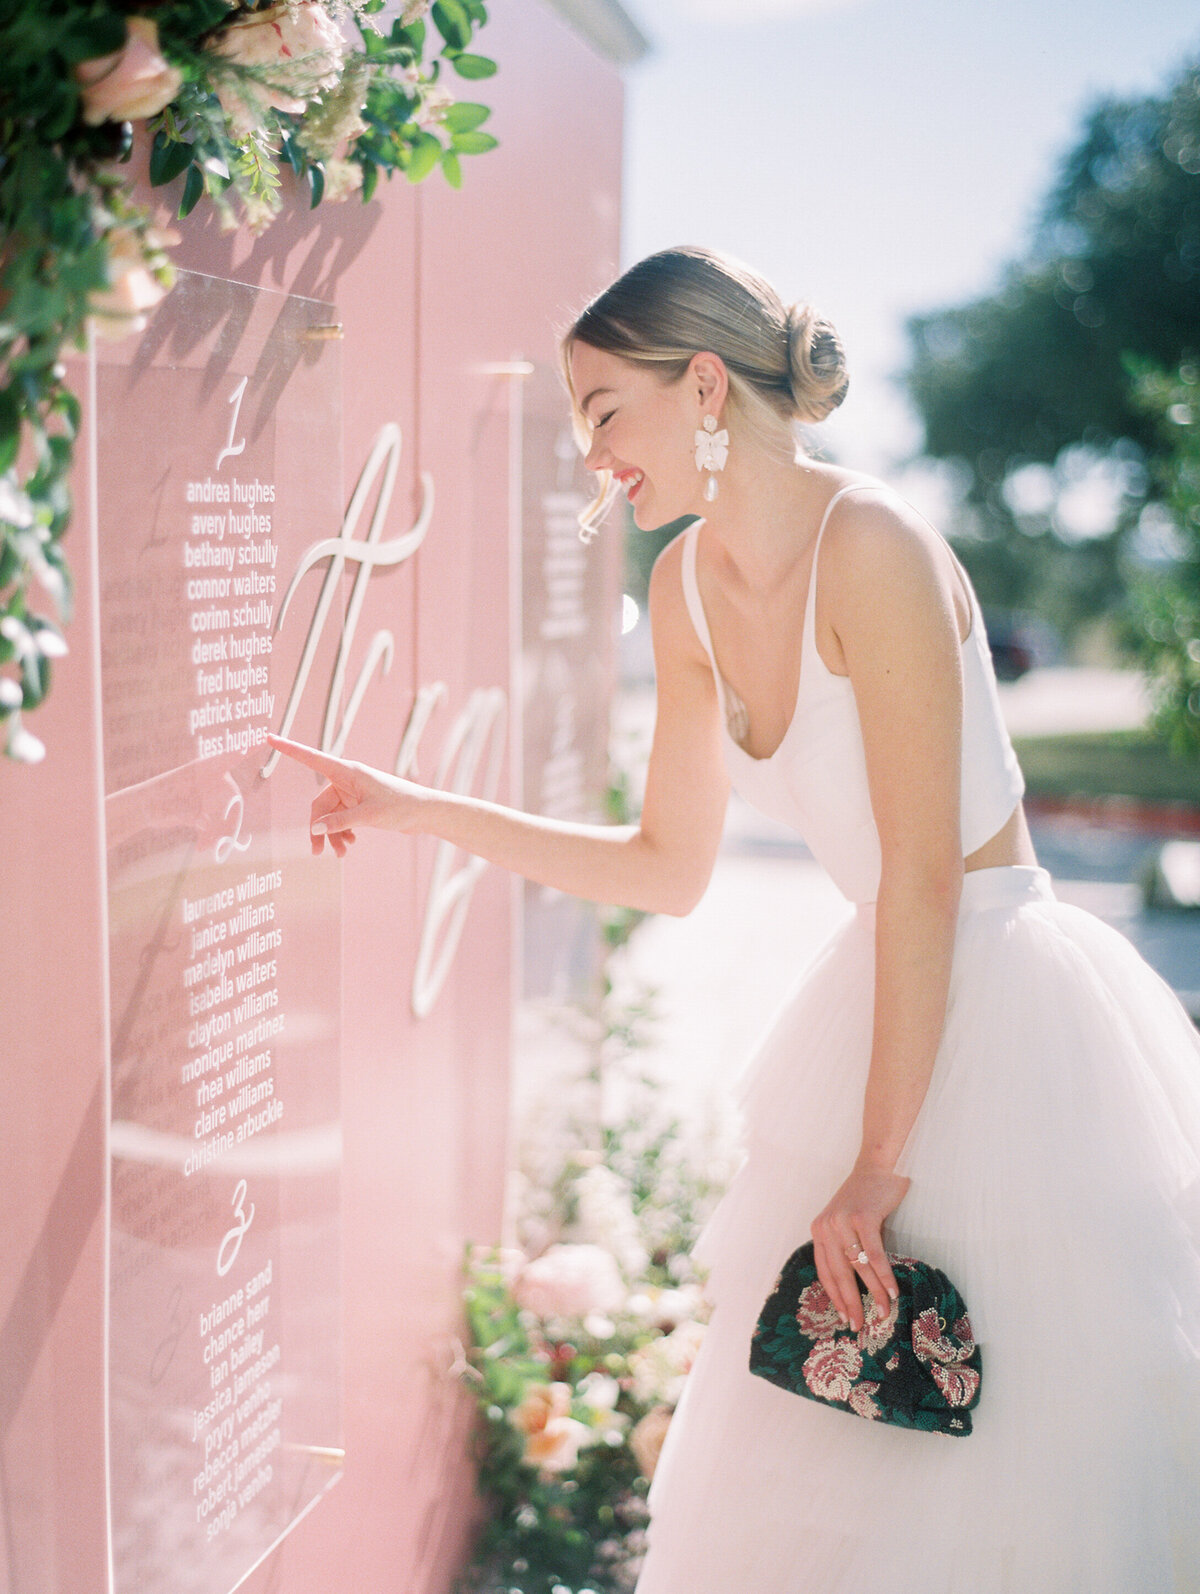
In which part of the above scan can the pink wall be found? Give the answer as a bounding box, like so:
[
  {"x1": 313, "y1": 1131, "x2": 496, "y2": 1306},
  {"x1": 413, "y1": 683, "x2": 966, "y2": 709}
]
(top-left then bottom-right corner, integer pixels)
[{"x1": 0, "y1": 7, "x2": 624, "y2": 1592}]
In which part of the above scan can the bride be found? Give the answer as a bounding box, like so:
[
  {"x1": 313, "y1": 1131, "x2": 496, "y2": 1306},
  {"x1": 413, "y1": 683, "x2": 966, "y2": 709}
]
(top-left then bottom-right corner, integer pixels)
[{"x1": 270, "y1": 245, "x2": 1200, "y2": 1591}]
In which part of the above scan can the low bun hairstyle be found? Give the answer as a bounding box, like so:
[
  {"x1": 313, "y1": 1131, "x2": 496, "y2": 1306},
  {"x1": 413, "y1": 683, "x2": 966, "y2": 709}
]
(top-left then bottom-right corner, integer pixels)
[
  {"x1": 564, "y1": 243, "x2": 848, "y2": 448},
  {"x1": 785, "y1": 301, "x2": 850, "y2": 425}
]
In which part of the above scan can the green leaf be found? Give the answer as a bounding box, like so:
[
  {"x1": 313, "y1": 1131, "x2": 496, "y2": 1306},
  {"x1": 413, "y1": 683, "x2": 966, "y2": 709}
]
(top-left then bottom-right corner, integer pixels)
[
  {"x1": 449, "y1": 53, "x2": 497, "y2": 80},
  {"x1": 441, "y1": 148, "x2": 462, "y2": 189},
  {"x1": 280, "y1": 133, "x2": 305, "y2": 176},
  {"x1": 179, "y1": 163, "x2": 205, "y2": 218},
  {"x1": 405, "y1": 131, "x2": 443, "y2": 183},
  {"x1": 441, "y1": 101, "x2": 490, "y2": 133},
  {"x1": 149, "y1": 132, "x2": 196, "y2": 187},
  {"x1": 309, "y1": 163, "x2": 325, "y2": 208},
  {"x1": 432, "y1": 0, "x2": 472, "y2": 51},
  {"x1": 20, "y1": 645, "x2": 49, "y2": 709},
  {"x1": 361, "y1": 162, "x2": 380, "y2": 203},
  {"x1": 450, "y1": 130, "x2": 498, "y2": 155},
  {"x1": 0, "y1": 390, "x2": 20, "y2": 476},
  {"x1": 58, "y1": 15, "x2": 128, "y2": 63}
]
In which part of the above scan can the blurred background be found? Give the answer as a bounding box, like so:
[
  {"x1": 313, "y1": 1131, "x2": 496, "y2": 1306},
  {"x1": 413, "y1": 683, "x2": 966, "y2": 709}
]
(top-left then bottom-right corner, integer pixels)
[{"x1": 598, "y1": 0, "x2": 1200, "y2": 1133}]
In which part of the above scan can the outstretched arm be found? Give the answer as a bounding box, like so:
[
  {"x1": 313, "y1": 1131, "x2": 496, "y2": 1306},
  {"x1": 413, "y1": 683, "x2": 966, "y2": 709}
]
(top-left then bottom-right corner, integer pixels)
[
  {"x1": 268, "y1": 536, "x2": 730, "y2": 917},
  {"x1": 808, "y1": 494, "x2": 967, "y2": 1330}
]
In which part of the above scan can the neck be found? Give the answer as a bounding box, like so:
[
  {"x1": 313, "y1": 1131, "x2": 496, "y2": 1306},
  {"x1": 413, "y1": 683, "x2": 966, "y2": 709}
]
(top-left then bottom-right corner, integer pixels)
[{"x1": 693, "y1": 450, "x2": 833, "y2": 593}]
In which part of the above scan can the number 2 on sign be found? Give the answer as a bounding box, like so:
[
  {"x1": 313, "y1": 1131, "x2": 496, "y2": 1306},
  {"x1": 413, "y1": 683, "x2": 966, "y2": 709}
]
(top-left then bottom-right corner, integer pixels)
[
  {"x1": 216, "y1": 770, "x2": 251, "y2": 864},
  {"x1": 216, "y1": 376, "x2": 247, "y2": 470},
  {"x1": 217, "y1": 1179, "x2": 255, "y2": 1277}
]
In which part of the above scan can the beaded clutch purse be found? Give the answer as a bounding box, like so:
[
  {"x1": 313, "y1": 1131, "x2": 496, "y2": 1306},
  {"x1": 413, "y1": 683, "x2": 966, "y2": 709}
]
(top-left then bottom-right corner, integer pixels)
[{"x1": 749, "y1": 1241, "x2": 983, "y2": 1436}]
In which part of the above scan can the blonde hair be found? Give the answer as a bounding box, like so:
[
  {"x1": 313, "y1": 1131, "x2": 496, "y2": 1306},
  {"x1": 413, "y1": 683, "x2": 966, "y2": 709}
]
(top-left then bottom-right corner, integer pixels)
[{"x1": 561, "y1": 245, "x2": 849, "y2": 536}]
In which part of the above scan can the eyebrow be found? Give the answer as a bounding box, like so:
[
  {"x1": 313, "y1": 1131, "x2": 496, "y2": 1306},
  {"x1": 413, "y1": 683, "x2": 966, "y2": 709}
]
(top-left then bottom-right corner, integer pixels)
[{"x1": 580, "y1": 386, "x2": 615, "y2": 420}]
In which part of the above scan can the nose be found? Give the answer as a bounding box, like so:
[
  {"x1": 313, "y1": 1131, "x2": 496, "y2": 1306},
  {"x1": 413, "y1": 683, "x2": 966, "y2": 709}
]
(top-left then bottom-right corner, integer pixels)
[{"x1": 584, "y1": 432, "x2": 609, "y2": 473}]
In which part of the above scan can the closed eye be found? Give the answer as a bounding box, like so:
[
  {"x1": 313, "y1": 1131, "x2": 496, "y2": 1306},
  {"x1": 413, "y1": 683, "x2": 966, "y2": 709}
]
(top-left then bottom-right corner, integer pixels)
[{"x1": 594, "y1": 410, "x2": 615, "y2": 428}]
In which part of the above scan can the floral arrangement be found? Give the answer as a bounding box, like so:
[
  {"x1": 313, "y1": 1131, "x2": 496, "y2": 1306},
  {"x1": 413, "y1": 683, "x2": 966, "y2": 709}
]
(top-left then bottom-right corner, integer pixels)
[
  {"x1": 455, "y1": 1025, "x2": 739, "y2": 1594},
  {"x1": 0, "y1": 0, "x2": 496, "y2": 761},
  {"x1": 459, "y1": 1225, "x2": 709, "y2": 1594}
]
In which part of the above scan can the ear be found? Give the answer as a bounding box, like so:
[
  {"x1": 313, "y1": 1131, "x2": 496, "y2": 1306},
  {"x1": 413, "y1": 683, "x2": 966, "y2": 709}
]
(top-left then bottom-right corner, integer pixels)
[{"x1": 688, "y1": 351, "x2": 729, "y2": 417}]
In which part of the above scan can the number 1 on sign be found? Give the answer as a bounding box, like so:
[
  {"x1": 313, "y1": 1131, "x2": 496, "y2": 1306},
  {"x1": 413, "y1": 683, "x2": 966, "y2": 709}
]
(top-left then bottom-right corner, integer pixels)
[{"x1": 216, "y1": 376, "x2": 248, "y2": 470}]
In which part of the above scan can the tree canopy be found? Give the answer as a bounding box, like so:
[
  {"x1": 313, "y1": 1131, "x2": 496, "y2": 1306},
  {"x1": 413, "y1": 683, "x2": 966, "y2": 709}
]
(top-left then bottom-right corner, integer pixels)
[{"x1": 904, "y1": 59, "x2": 1200, "y2": 652}]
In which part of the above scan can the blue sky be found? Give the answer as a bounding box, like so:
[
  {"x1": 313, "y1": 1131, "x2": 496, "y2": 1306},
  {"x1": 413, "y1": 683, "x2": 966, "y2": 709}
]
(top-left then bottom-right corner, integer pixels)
[{"x1": 620, "y1": 0, "x2": 1200, "y2": 475}]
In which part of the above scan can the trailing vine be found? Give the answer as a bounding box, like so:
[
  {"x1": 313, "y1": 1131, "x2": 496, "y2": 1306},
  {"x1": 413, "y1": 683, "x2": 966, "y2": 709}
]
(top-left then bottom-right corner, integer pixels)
[{"x1": 0, "y1": 0, "x2": 496, "y2": 760}]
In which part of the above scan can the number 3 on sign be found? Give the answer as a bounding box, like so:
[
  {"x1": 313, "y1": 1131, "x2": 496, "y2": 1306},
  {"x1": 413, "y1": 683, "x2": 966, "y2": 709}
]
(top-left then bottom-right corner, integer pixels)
[
  {"x1": 217, "y1": 1179, "x2": 255, "y2": 1277},
  {"x1": 216, "y1": 375, "x2": 247, "y2": 471}
]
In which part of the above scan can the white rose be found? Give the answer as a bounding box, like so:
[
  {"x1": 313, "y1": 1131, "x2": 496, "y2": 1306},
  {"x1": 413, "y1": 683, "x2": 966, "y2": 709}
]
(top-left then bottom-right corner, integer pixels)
[{"x1": 210, "y1": 2, "x2": 345, "y2": 138}]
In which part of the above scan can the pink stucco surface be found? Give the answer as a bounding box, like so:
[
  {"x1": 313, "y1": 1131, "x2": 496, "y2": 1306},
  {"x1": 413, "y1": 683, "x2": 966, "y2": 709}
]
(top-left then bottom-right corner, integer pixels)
[{"x1": 0, "y1": 6, "x2": 624, "y2": 1591}]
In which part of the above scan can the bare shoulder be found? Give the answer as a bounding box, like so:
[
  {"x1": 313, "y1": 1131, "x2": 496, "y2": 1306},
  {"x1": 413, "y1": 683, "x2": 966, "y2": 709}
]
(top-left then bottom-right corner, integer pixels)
[{"x1": 818, "y1": 484, "x2": 959, "y2": 632}]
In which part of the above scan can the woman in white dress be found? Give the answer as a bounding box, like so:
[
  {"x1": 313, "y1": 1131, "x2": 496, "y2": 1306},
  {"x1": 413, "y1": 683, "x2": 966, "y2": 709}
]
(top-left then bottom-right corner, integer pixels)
[{"x1": 270, "y1": 246, "x2": 1200, "y2": 1591}]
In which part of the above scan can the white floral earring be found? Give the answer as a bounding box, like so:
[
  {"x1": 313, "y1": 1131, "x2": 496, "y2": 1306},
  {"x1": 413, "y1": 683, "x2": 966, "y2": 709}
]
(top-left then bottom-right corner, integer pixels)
[{"x1": 694, "y1": 413, "x2": 729, "y2": 502}]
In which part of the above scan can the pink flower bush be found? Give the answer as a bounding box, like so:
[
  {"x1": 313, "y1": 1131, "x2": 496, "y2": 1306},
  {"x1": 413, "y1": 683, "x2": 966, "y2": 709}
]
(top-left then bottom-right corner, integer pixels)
[
  {"x1": 75, "y1": 18, "x2": 182, "y2": 126},
  {"x1": 802, "y1": 1338, "x2": 862, "y2": 1403},
  {"x1": 513, "y1": 1243, "x2": 626, "y2": 1320},
  {"x1": 210, "y1": 2, "x2": 346, "y2": 138}
]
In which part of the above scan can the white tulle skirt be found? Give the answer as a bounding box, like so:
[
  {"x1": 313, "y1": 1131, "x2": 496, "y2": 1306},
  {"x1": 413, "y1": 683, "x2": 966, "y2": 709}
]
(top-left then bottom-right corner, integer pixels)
[{"x1": 635, "y1": 866, "x2": 1200, "y2": 1594}]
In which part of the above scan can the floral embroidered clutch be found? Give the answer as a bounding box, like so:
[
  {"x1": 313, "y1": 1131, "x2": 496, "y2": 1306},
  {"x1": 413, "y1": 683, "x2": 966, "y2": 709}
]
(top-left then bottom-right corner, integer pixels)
[{"x1": 748, "y1": 1241, "x2": 983, "y2": 1436}]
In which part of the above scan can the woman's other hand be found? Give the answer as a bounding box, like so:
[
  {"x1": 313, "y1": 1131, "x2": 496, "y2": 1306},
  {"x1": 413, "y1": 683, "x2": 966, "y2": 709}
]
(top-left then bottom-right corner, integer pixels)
[
  {"x1": 265, "y1": 735, "x2": 428, "y2": 858},
  {"x1": 810, "y1": 1163, "x2": 911, "y2": 1332}
]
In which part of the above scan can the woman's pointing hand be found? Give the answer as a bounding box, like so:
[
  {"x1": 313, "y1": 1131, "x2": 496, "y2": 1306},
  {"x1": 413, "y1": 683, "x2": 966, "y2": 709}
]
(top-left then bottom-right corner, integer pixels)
[{"x1": 265, "y1": 735, "x2": 428, "y2": 857}]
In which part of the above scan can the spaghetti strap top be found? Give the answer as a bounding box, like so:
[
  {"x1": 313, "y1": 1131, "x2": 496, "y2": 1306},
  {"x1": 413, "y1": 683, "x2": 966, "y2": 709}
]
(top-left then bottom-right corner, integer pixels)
[{"x1": 679, "y1": 483, "x2": 1025, "y2": 903}]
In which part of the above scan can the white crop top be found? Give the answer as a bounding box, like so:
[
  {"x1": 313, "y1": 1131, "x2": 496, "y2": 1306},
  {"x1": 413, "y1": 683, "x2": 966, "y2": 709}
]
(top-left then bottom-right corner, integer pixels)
[{"x1": 680, "y1": 483, "x2": 1026, "y2": 903}]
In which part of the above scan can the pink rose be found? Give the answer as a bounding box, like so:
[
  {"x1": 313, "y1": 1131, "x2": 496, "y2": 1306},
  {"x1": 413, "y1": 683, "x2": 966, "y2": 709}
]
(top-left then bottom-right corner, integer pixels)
[
  {"x1": 510, "y1": 1386, "x2": 590, "y2": 1472},
  {"x1": 629, "y1": 1406, "x2": 673, "y2": 1481},
  {"x1": 510, "y1": 1380, "x2": 570, "y2": 1437},
  {"x1": 847, "y1": 1381, "x2": 883, "y2": 1420},
  {"x1": 512, "y1": 1244, "x2": 626, "y2": 1320},
  {"x1": 857, "y1": 1292, "x2": 899, "y2": 1355},
  {"x1": 795, "y1": 1280, "x2": 842, "y2": 1340},
  {"x1": 802, "y1": 1338, "x2": 862, "y2": 1403},
  {"x1": 89, "y1": 224, "x2": 179, "y2": 341},
  {"x1": 912, "y1": 1308, "x2": 974, "y2": 1367},
  {"x1": 210, "y1": 2, "x2": 345, "y2": 138},
  {"x1": 75, "y1": 17, "x2": 182, "y2": 126},
  {"x1": 930, "y1": 1363, "x2": 981, "y2": 1407}
]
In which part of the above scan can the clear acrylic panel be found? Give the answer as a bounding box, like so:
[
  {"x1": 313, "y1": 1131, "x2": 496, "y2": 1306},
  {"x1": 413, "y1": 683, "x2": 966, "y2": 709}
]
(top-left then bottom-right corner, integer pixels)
[{"x1": 98, "y1": 271, "x2": 344, "y2": 1594}]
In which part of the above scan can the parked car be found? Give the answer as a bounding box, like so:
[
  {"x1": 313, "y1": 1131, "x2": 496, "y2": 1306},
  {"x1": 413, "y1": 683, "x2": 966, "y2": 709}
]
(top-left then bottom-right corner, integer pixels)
[{"x1": 982, "y1": 608, "x2": 1058, "y2": 682}]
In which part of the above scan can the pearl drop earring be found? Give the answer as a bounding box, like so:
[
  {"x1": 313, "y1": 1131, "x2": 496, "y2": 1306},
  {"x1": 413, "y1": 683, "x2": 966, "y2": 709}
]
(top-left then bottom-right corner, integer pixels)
[{"x1": 694, "y1": 413, "x2": 729, "y2": 502}]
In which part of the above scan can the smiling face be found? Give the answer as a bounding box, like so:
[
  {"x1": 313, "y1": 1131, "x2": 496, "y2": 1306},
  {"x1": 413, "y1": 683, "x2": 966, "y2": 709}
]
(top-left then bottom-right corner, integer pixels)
[{"x1": 568, "y1": 342, "x2": 714, "y2": 529}]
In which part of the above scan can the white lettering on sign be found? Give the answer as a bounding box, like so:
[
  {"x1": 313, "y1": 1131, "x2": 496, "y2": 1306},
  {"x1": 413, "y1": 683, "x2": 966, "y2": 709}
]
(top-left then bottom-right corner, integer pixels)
[{"x1": 261, "y1": 423, "x2": 510, "y2": 1020}]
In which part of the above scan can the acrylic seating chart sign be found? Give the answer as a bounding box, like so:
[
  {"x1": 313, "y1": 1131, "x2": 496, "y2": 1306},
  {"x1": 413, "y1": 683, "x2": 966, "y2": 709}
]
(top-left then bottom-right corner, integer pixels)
[{"x1": 99, "y1": 272, "x2": 344, "y2": 1594}]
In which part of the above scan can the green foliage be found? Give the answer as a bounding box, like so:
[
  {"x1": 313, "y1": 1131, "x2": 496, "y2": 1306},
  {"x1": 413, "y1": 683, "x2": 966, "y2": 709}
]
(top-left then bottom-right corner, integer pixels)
[
  {"x1": 1128, "y1": 362, "x2": 1200, "y2": 755},
  {"x1": 1012, "y1": 727, "x2": 1200, "y2": 805},
  {"x1": 903, "y1": 57, "x2": 1200, "y2": 644},
  {"x1": 0, "y1": 0, "x2": 499, "y2": 759}
]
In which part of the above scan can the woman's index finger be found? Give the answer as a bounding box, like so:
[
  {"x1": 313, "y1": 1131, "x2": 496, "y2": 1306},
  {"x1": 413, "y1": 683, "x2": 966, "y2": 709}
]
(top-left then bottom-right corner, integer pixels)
[{"x1": 265, "y1": 734, "x2": 353, "y2": 781}]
